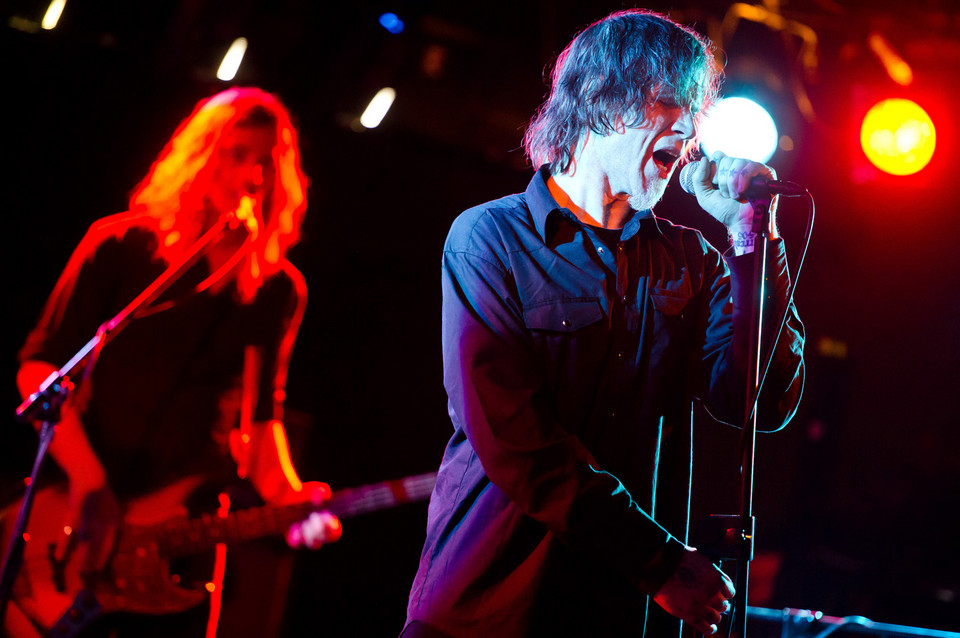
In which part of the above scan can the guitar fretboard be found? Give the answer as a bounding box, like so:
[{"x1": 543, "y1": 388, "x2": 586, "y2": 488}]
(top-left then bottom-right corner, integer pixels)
[{"x1": 139, "y1": 472, "x2": 436, "y2": 558}]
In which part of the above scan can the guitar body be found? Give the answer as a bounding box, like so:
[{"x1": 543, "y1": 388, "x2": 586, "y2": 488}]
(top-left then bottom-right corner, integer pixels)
[
  {"x1": 1, "y1": 470, "x2": 436, "y2": 637},
  {"x1": 1, "y1": 478, "x2": 210, "y2": 637}
]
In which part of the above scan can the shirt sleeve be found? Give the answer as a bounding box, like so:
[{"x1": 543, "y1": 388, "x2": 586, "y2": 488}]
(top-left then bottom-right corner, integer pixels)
[
  {"x1": 696, "y1": 237, "x2": 805, "y2": 431},
  {"x1": 442, "y1": 244, "x2": 686, "y2": 595},
  {"x1": 19, "y1": 221, "x2": 160, "y2": 372}
]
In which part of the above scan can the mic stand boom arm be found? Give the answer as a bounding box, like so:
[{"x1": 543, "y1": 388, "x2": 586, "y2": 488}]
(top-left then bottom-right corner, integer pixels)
[{"x1": 1, "y1": 209, "x2": 246, "y2": 620}]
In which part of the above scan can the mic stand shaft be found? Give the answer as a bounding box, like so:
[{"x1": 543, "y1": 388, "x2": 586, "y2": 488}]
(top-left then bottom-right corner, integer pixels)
[
  {"x1": 694, "y1": 197, "x2": 771, "y2": 638},
  {"x1": 0, "y1": 419, "x2": 56, "y2": 622},
  {"x1": 1, "y1": 210, "x2": 244, "y2": 620},
  {"x1": 731, "y1": 195, "x2": 770, "y2": 638}
]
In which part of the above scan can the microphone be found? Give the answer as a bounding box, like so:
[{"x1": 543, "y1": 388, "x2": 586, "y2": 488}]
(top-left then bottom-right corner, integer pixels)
[
  {"x1": 679, "y1": 161, "x2": 807, "y2": 198},
  {"x1": 231, "y1": 193, "x2": 260, "y2": 239}
]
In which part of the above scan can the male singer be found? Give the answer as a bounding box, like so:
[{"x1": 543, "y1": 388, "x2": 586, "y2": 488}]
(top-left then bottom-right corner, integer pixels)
[{"x1": 403, "y1": 9, "x2": 804, "y2": 637}]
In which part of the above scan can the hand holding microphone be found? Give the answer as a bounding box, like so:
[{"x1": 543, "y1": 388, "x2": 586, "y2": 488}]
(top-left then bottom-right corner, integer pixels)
[
  {"x1": 678, "y1": 154, "x2": 806, "y2": 200},
  {"x1": 677, "y1": 152, "x2": 804, "y2": 243}
]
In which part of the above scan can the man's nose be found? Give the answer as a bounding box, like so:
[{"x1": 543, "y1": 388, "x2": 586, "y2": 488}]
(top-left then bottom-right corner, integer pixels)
[{"x1": 674, "y1": 109, "x2": 695, "y2": 139}]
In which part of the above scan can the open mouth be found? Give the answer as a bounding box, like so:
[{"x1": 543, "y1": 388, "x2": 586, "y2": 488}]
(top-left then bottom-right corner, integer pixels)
[{"x1": 652, "y1": 148, "x2": 680, "y2": 173}]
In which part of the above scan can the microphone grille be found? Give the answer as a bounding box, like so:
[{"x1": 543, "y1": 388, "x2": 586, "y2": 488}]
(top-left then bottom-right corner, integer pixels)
[{"x1": 678, "y1": 162, "x2": 696, "y2": 195}]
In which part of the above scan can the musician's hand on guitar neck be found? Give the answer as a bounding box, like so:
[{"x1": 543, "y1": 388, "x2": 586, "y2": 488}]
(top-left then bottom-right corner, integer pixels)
[
  {"x1": 59, "y1": 476, "x2": 122, "y2": 578},
  {"x1": 653, "y1": 546, "x2": 734, "y2": 635},
  {"x1": 281, "y1": 480, "x2": 342, "y2": 550}
]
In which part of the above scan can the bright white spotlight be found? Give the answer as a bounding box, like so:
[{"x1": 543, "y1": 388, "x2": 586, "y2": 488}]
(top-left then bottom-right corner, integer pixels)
[
  {"x1": 360, "y1": 87, "x2": 396, "y2": 129},
  {"x1": 217, "y1": 37, "x2": 248, "y2": 82},
  {"x1": 41, "y1": 0, "x2": 67, "y2": 30},
  {"x1": 699, "y1": 97, "x2": 779, "y2": 163}
]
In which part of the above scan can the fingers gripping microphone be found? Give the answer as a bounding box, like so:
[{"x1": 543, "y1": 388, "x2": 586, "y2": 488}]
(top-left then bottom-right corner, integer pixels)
[{"x1": 679, "y1": 162, "x2": 807, "y2": 198}]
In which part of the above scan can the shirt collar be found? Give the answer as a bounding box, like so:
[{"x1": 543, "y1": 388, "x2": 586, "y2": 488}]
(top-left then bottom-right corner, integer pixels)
[
  {"x1": 526, "y1": 165, "x2": 665, "y2": 243},
  {"x1": 526, "y1": 165, "x2": 563, "y2": 241}
]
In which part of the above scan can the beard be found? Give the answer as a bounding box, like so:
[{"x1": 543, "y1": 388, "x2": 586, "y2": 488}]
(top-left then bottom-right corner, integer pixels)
[{"x1": 628, "y1": 180, "x2": 668, "y2": 212}]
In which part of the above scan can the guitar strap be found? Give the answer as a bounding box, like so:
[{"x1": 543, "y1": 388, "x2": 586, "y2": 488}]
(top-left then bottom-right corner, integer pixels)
[
  {"x1": 231, "y1": 346, "x2": 261, "y2": 480},
  {"x1": 218, "y1": 345, "x2": 261, "y2": 638}
]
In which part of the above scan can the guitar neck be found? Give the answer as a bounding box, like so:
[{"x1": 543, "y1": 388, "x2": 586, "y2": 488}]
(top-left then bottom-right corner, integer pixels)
[{"x1": 150, "y1": 472, "x2": 437, "y2": 558}]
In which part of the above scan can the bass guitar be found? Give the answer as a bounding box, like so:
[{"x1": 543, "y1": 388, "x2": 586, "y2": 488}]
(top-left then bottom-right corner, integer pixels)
[{"x1": 0, "y1": 471, "x2": 436, "y2": 637}]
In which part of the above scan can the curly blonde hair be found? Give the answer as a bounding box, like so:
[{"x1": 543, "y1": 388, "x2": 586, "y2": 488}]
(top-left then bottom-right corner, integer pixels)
[{"x1": 130, "y1": 87, "x2": 309, "y2": 300}]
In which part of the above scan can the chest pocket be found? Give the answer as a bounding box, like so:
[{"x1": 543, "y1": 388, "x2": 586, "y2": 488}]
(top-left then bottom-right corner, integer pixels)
[
  {"x1": 522, "y1": 298, "x2": 604, "y2": 332},
  {"x1": 650, "y1": 288, "x2": 692, "y2": 318},
  {"x1": 650, "y1": 287, "x2": 696, "y2": 348}
]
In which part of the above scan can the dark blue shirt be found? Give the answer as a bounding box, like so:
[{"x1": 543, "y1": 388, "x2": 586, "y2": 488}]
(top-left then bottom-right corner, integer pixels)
[{"x1": 406, "y1": 167, "x2": 804, "y2": 637}]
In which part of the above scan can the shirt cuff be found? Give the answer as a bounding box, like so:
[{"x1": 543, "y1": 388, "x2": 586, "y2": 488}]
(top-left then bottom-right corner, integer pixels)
[{"x1": 638, "y1": 535, "x2": 687, "y2": 595}]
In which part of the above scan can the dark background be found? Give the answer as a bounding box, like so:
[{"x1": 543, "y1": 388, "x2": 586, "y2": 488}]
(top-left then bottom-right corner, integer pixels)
[{"x1": 3, "y1": 1, "x2": 959, "y2": 635}]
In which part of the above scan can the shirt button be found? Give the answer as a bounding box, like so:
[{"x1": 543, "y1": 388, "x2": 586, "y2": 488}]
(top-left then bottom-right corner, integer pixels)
[
  {"x1": 561, "y1": 319, "x2": 570, "y2": 327},
  {"x1": 597, "y1": 246, "x2": 604, "y2": 254},
  {"x1": 622, "y1": 295, "x2": 628, "y2": 303}
]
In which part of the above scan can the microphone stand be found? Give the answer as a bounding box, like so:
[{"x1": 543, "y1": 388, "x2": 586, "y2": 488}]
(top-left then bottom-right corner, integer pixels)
[
  {"x1": 0, "y1": 209, "x2": 248, "y2": 620},
  {"x1": 731, "y1": 193, "x2": 771, "y2": 638},
  {"x1": 695, "y1": 194, "x2": 772, "y2": 638}
]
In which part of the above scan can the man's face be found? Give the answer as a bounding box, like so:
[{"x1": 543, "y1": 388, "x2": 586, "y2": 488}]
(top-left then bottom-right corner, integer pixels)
[
  {"x1": 207, "y1": 124, "x2": 278, "y2": 217},
  {"x1": 588, "y1": 101, "x2": 695, "y2": 211}
]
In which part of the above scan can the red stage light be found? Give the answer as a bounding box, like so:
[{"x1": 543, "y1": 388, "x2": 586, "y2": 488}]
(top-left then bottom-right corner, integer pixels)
[{"x1": 860, "y1": 98, "x2": 936, "y2": 176}]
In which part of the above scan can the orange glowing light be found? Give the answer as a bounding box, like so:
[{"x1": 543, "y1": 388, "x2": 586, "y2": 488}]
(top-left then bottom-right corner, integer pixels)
[
  {"x1": 867, "y1": 33, "x2": 913, "y2": 86},
  {"x1": 860, "y1": 99, "x2": 935, "y2": 176}
]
